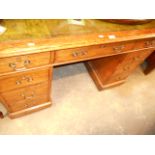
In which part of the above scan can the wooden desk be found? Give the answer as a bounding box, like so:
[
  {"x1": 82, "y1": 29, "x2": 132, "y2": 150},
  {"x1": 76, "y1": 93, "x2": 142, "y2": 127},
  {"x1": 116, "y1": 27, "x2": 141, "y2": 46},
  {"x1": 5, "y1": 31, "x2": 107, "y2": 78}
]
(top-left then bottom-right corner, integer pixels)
[{"x1": 0, "y1": 19, "x2": 155, "y2": 118}]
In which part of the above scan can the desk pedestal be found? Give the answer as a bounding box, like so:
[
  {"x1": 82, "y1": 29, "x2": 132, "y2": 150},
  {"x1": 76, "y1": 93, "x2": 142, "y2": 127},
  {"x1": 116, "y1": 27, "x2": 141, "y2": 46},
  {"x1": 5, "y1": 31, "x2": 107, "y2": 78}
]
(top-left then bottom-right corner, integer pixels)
[{"x1": 85, "y1": 49, "x2": 154, "y2": 90}]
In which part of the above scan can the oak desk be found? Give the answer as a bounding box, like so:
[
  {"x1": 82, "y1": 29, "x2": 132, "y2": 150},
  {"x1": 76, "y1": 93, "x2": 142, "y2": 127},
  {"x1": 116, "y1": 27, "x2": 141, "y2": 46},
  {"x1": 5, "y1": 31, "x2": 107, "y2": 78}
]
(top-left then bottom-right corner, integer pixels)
[{"x1": 0, "y1": 19, "x2": 155, "y2": 118}]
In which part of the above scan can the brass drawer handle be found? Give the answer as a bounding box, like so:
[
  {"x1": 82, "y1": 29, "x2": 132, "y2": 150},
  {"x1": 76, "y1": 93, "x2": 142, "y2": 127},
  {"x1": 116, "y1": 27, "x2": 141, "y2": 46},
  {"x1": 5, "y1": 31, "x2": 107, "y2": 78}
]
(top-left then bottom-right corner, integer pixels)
[
  {"x1": 144, "y1": 40, "x2": 155, "y2": 48},
  {"x1": 22, "y1": 76, "x2": 33, "y2": 82},
  {"x1": 8, "y1": 64, "x2": 26, "y2": 71},
  {"x1": 9, "y1": 63, "x2": 26, "y2": 71},
  {"x1": 72, "y1": 51, "x2": 87, "y2": 57},
  {"x1": 9, "y1": 63, "x2": 16, "y2": 69},
  {"x1": 21, "y1": 92, "x2": 35, "y2": 100},
  {"x1": 16, "y1": 76, "x2": 33, "y2": 85},
  {"x1": 16, "y1": 80, "x2": 22, "y2": 85},
  {"x1": 26, "y1": 76, "x2": 33, "y2": 82},
  {"x1": 113, "y1": 45, "x2": 125, "y2": 53},
  {"x1": 24, "y1": 59, "x2": 31, "y2": 66},
  {"x1": 9, "y1": 59, "x2": 31, "y2": 71}
]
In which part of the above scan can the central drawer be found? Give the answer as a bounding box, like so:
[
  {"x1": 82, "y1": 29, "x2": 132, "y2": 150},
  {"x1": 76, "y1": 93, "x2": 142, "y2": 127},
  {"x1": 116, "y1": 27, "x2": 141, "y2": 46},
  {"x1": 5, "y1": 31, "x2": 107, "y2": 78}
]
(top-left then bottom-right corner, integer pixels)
[
  {"x1": 0, "y1": 68, "x2": 49, "y2": 92},
  {"x1": 1, "y1": 82, "x2": 50, "y2": 112},
  {"x1": 54, "y1": 39, "x2": 155, "y2": 65},
  {"x1": 54, "y1": 41, "x2": 135, "y2": 65}
]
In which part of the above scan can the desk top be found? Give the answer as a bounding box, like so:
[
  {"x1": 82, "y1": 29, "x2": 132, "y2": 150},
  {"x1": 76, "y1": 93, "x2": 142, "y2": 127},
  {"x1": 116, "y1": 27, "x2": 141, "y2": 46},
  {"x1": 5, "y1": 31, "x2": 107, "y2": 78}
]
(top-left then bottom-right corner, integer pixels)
[
  {"x1": 1, "y1": 19, "x2": 155, "y2": 42},
  {"x1": 0, "y1": 19, "x2": 155, "y2": 58}
]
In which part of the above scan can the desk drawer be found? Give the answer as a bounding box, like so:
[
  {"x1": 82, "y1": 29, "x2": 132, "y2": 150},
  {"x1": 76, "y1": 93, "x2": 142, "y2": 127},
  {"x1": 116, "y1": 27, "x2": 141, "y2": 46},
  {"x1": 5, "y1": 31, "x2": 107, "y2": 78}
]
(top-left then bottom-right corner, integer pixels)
[
  {"x1": 0, "y1": 52, "x2": 51, "y2": 75},
  {"x1": 7, "y1": 95, "x2": 49, "y2": 112},
  {"x1": 134, "y1": 39, "x2": 155, "y2": 50},
  {"x1": 0, "y1": 68, "x2": 49, "y2": 92},
  {"x1": 54, "y1": 41, "x2": 135, "y2": 65},
  {"x1": 1, "y1": 82, "x2": 49, "y2": 112}
]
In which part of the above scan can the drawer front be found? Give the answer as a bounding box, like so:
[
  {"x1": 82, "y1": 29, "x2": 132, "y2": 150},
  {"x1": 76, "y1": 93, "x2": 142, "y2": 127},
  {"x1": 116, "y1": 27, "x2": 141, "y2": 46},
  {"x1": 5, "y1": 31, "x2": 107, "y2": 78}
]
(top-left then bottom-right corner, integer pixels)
[
  {"x1": 54, "y1": 41, "x2": 135, "y2": 64},
  {"x1": 1, "y1": 82, "x2": 49, "y2": 112},
  {"x1": 7, "y1": 95, "x2": 49, "y2": 112},
  {"x1": 0, "y1": 52, "x2": 51, "y2": 74},
  {"x1": 0, "y1": 68, "x2": 49, "y2": 92},
  {"x1": 134, "y1": 39, "x2": 155, "y2": 50}
]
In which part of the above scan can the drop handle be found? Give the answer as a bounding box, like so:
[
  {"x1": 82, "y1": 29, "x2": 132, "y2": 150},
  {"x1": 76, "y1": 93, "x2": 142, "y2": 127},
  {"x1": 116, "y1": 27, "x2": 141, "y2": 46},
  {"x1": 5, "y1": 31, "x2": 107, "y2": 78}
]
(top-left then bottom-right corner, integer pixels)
[
  {"x1": 113, "y1": 45, "x2": 125, "y2": 52},
  {"x1": 27, "y1": 77, "x2": 33, "y2": 82},
  {"x1": 9, "y1": 63, "x2": 26, "y2": 71},
  {"x1": 24, "y1": 59, "x2": 31, "y2": 66},
  {"x1": 16, "y1": 76, "x2": 33, "y2": 85},
  {"x1": 72, "y1": 51, "x2": 87, "y2": 57},
  {"x1": 22, "y1": 76, "x2": 33, "y2": 82},
  {"x1": 21, "y1": 92, "x2": 35, "y2": 100},
  {"x1": 9, "y1": 60, "x2": 30, "y2": 71},
  {"x1": 144, "y1": 40, "x2": 155, "y2": 48},
  {"x1": 24, "y1": 103, "x2": 29, "y2": 108},
  {"x1": 9, "y1": 63, "x2": 16, "y2": 70},
  {"x1": 16, "y1": 80, "x2": 22, "y2": 85}
]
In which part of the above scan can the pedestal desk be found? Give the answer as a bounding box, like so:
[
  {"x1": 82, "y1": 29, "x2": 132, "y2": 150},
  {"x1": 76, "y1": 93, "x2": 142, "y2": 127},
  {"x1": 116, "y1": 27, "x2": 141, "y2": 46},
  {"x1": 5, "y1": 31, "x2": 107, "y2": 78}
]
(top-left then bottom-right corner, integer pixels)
[{"x1": 0, "y1": 19, "x2": 155, "y2": 118}]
